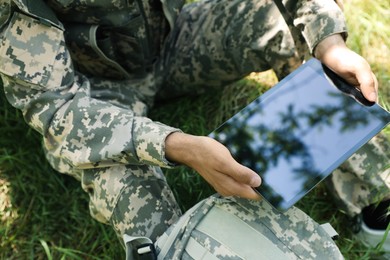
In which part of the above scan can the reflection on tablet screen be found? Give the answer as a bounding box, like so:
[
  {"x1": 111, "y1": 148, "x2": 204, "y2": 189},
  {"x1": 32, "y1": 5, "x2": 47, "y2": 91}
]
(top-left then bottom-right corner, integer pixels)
[{"x1": 209, "y1": 58, "x2": 390, "y2": 211}]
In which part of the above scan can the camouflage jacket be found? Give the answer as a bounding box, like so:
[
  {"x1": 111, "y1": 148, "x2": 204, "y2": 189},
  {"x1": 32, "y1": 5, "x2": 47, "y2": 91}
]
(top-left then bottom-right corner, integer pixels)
[{"x1": 0, "y1": 0, "x2": 347, "y2": 174}]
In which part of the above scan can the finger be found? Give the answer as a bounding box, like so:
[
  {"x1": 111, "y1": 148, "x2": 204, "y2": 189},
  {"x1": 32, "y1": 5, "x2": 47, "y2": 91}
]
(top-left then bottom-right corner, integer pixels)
[
  {"x1": 240, "y1": 187, "x2": 262, "y2": 201},
  {"x1": 215, "y1": 148, "x2": 262, "y2": 187},
  {"x1": 356, "y1": 65, "x2": 378, "y2": 102},
  {"x1": 335, "y1": 0, "x2": 344, "y2": 11},
  {"x1": 227, "y1": 162, "x2": 261, "y2": 188},
  {"x1": 225, "y1": 185, "x2": 261, "y2": 200},
  {"x1": 217, "y1": 179, "x2": 262, "y2": 200},
  {"x1": 372, "y1": 71, "x2": 379, "y2": 96}
]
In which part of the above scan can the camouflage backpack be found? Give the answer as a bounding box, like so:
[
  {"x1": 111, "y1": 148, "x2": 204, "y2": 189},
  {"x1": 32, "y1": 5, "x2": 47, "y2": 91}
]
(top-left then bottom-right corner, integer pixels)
[{"x1": 125, "y1": 195, "x2": 342, "y2": 260}]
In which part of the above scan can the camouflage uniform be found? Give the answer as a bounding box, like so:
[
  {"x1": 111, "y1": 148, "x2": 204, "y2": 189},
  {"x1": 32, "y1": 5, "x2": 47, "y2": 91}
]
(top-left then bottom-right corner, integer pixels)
[{"x1": 0, "y1": 0, "x2": 388, "y2": 258}]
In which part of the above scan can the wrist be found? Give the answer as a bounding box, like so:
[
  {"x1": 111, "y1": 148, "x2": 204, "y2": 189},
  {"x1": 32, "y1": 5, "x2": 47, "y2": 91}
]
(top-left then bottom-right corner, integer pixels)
[
  {"x1": 314, "y1": 34, "x2": 347, "y2": 62},
  {"x1": 165, "y1": 132, "x2": 199, "y2": 166}
]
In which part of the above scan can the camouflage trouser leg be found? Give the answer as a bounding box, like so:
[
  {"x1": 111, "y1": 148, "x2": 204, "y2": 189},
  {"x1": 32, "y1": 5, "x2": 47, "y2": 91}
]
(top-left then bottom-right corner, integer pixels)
[
  {"x1": 81, "y1": 164, "x2": 182, "y2": 243},
  {"x1": 156, "y1": 0, "x2": 302, "y2": 99},
  {"x1": 326, "y1": 134, "x2": 390, "y2": 217}
]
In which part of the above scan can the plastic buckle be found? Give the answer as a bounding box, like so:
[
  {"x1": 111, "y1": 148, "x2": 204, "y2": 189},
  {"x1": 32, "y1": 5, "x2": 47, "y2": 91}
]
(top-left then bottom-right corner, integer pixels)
[
  {"x1": 124, "y1": 235, "x2": 157, "y2": 260},
  {"x1": 136, "y1": 243, "x2": 157, "y2": 260}
]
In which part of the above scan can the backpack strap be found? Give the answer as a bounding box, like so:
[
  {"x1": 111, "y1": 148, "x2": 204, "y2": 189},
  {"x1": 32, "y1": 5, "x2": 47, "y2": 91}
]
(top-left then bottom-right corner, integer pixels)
[
  {"x1": 320, "y1": 223, "x2": 340, "y2": 240},
  {"x1": 272, "y1": 0, "x2": 310, "y2": 60}
]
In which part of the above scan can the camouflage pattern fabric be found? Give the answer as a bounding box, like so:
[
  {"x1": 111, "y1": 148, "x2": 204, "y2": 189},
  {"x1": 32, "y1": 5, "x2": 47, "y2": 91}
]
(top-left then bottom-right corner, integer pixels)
[
  {"x1": 82, "y1": 164, "x2": 182, "y2": 242},
  {"x1": 155, "y1": 195, "x2": 343, "y2": 259},
  {"x1": 156, "y1": 0, "x2": 347, "y2": 99},
  {"x1": 0, "y1": 0, "x2": 388, "y2": 257},
  {"x1": 326, "y1": 134, "x2": 390, "y2": 217}
]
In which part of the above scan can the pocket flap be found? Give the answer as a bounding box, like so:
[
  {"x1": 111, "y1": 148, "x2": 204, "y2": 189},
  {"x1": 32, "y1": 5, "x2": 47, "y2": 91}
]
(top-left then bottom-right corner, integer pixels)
[{"x1": 0, "y1": 12, "x2": 63, "y2": 87}]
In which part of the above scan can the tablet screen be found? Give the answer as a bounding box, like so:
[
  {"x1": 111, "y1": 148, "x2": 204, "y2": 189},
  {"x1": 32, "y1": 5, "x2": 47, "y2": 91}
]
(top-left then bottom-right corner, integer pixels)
[{"x1": 209, "y1": 58, "x2": 390, "y2": 211}]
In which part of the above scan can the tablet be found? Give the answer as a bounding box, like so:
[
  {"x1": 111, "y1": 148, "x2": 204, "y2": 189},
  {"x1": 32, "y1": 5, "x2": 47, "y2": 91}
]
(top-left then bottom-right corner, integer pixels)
[{"x1": 209, "y1": 58, "x2": 390, "y2": 212}]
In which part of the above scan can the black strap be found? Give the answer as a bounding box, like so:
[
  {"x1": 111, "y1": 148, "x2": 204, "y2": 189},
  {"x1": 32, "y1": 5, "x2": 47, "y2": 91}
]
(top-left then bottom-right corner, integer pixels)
[{"x1": 272, "y1": 0, "x2": 310, "y2": 59}]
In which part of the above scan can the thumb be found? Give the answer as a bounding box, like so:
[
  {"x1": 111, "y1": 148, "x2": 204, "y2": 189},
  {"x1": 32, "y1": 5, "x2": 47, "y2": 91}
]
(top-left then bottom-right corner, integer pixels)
[
  {"x1": 230, "y1": 162, "x2": 262, "y2": 188},
  {"x1": 357, "y1": 70, "x2": 378, "y2": 102}
]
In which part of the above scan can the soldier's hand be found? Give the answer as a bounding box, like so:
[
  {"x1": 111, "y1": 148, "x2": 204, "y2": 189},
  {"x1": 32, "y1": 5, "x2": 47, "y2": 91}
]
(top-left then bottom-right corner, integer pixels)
[
  {"x1": 165, "y1": 132, "x2": 261, "y2": 200},
  {"x1": 314, "y1": 34, "x2": 378, "y2": 103},
  {"x1": 335, "y1": 0, "x2": 344, "y2": 10}
]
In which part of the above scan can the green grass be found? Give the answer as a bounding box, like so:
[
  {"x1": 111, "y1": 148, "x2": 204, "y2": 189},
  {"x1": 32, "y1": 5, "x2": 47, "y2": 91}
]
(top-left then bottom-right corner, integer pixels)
[
  {"x1": 0, "y1": 97, "x2": 124, "y2": 258},
  {"x1": 1, "y1": 0, "x2": 389, "y2": 258}
]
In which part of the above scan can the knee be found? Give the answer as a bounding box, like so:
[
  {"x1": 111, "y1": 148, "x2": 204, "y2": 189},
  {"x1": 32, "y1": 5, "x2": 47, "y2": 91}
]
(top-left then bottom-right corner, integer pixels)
[{"x1": 81, "y1": 165, "x2": 181, "y2": 241}]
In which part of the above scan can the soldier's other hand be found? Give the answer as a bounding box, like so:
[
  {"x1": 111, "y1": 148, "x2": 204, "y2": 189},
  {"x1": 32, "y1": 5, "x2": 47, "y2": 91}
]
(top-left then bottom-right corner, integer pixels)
[
  {"x1": 165, "y1": 132, "x2": 261, "y2": 200},
  {"x1": 314, "y1": 34, "x2": 378, "y2": 103}
]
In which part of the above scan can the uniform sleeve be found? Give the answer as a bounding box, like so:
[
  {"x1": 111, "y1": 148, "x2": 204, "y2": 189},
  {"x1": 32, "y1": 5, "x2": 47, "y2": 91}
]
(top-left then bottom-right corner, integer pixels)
[
  {"x1": 0, "y1": 10, "x2": 181, "y2": 173},
  {"x1": 284, "y1": 0, "x2": 348, "y2": 53}
]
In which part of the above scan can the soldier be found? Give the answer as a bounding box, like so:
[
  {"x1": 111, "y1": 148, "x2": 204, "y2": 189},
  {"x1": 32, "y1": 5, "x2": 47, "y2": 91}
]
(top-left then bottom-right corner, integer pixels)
[{"x1": 0, "y1": 0, "x2": 388, "y2": 258}]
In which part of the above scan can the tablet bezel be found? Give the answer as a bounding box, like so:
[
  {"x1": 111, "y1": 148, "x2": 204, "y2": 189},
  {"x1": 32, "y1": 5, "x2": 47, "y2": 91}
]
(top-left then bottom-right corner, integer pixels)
[{"x1": 209, "y1": 58, "x2": 390, "y2": 211}]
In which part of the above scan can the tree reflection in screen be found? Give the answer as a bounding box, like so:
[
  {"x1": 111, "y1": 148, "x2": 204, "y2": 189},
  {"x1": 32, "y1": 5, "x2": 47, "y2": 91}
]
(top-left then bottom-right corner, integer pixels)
[{"x1": 209, "y1": 63, "x2": 390, "y2": 209}]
